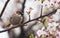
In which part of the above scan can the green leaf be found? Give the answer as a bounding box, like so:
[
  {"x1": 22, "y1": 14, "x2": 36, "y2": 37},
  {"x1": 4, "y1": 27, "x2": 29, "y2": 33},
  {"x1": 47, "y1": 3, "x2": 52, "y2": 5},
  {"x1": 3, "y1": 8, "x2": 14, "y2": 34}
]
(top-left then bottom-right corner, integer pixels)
[{"x1": 29, "y1": 33, "x2": 34, "y2": 38}]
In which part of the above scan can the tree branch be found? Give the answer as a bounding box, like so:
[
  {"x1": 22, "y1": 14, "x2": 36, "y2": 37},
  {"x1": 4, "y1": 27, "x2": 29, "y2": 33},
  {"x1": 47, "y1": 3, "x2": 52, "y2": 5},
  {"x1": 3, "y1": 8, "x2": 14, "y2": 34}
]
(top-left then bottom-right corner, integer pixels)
[
  {"x1": 0, "y1": 9, "x2": 57, "y2": 33},
  {"x1": 0, "y1": 0, "x2": 10, "y2": 17}
]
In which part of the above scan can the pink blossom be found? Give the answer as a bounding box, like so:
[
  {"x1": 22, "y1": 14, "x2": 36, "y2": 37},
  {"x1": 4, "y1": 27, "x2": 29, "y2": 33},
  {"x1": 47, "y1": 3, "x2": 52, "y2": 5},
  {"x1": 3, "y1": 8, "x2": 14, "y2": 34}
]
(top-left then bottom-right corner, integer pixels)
[{"x1": 56, "y1": 30, "x2": 60, "y2": 38}]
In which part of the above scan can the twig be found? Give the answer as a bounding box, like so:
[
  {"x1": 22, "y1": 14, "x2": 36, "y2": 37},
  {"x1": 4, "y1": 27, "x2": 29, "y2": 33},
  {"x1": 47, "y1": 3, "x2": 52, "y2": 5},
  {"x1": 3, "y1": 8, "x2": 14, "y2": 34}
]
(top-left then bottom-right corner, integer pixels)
[
  {"x1": 21, "y1": 0, "x2": 26, "y2": 23},
  {"x1": 24, "y1": 9, "x2": 57, "y2": 24},
  {"x1": 20, "y1": 0, "x2": 26, "y2": 38},
  {"x1": 0, "y1": 0, "x2": 10, "y2": 17},
  {"x1": 0, "y1": 9, "x2": 57, "y2": 33}
]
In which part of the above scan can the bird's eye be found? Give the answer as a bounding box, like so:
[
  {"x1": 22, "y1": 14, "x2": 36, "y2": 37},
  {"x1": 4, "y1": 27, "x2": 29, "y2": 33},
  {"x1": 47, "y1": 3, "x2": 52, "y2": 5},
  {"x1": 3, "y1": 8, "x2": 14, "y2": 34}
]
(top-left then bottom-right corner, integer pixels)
[{"x1": 16, "y1": 11, "x2": 22, "y2": 15}]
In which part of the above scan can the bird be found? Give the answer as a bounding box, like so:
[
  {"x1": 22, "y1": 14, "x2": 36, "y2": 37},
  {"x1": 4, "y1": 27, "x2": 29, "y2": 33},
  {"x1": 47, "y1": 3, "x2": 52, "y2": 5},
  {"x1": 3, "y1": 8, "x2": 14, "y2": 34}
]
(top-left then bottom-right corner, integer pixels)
[
  {"x1": 10, "y1": 13, "x2": 22, "y2": 25},
  {"x1": 42, "y1": 16, "x2": 49, "y2": 29}
]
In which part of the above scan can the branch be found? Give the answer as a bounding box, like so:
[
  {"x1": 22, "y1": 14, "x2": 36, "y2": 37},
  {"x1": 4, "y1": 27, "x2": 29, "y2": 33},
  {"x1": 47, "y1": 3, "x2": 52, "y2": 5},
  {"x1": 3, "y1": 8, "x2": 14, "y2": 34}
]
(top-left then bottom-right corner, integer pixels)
[
  {"x1": 0, "y1": 9, "x2": 57, "y2": 33},
  {"x1": 0, "y1": 0, "x2": 10, "y2": 17},
  {"x1": 21, "y1": 0, "x2": 26, "y2": 23},
  {"x1": 24, "y1": 9, "x2": 57, "y2": 24}
]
